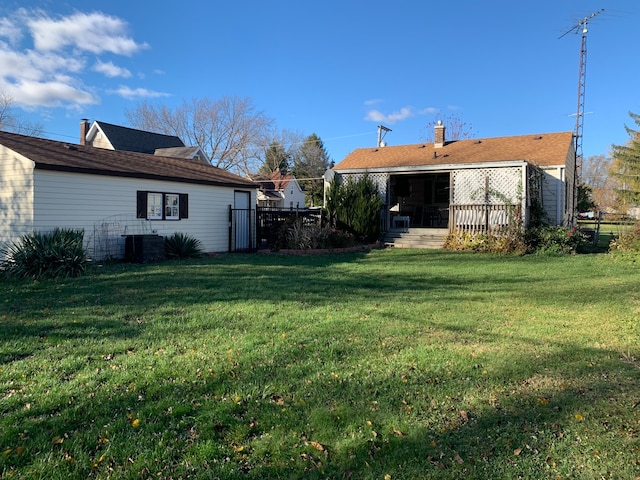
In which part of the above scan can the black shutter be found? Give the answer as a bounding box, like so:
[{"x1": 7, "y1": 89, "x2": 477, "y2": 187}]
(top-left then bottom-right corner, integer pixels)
[
  {"x1": 136, "y1": 191, "x2": 147, "y2": 219},
  {"x1": 179, "y1": 194, "x2": 189, "y2": 219}
]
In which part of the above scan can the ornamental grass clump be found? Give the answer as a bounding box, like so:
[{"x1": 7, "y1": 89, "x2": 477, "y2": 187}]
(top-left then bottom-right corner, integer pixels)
[
  {"x1": 1, "y1": 228, "x2": 89, "y2": 279},
  {"x1": 284, "y1": 218, "x2": 358, "y2": 250},
  {"x1": 164, "y1": 233, "x2": 204, "y2": 259}
]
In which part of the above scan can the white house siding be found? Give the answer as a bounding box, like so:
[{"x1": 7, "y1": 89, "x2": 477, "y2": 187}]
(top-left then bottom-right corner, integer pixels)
[
  {"x1": 282, "y1": 178, "x2": 306, "y2": 209},
  {"x1": 33, "y1": 170, "x2": 255, "y2": 259},
  {"x1": 87, "y1": 131, "x2": 114, "y2": 150},
  {"x1": 540, "y1": 166, "x2": 565, "y2": 226},
  {"x1": 0, "y1": 146, "x2": 34, "y2": 249}
]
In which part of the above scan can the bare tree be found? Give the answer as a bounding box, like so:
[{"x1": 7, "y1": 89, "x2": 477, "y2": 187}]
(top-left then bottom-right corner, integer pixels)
[
  {"x1": 0, "y1": 93, "x2": 43, "y2": 136},
  {"x1": 582, "y1": 154, "x2": 618, "y2": 211},
  {"x1": 125, "y1": 96, "x2": 275, "y2": 175},
  {"x1": 423, "y1": 113, "x2": 476, "y2": 142}
]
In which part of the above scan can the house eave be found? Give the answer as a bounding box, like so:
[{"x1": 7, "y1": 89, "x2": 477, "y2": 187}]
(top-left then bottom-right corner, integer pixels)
[
  {"x1": 34, "y1": 163, "x2": 258, "y2": 190},
  {"x1": 334, "y1": 160, "x2": 533, "y2": 175}
]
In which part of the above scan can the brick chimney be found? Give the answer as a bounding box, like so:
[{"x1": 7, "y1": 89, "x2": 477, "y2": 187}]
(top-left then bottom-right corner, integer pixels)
[
  {"x1": 434, "y1": 120, "x2": 445, "y2": 148},
  {"x1": 80, "y1": 119, "x2": 90, "y2": 145}
]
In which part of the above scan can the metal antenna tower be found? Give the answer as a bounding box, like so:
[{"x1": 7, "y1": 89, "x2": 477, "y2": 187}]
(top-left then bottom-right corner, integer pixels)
[
  {"x1": 559, "y1": 8, "x2": 604, "y2": 212},
  {"x1": 377, "y1": 125, "x2": 391, "y2": 147},
  {"x1": 558, "y1": 8, "x2": 604, "y2": 214}
]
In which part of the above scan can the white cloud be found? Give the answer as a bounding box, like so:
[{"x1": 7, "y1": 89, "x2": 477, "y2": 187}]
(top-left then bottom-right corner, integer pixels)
[
  {"x1": 93, "y1": 60, "x2": 131, "y2": 78},
  {"x1": 0, "y1": 47, "x2": 84, "y2": 82},
  {"x1": 1, "y1": 79, "x2": 97, "y2": 107},
  {"x1": 0, "y1": 18, "x2": 22, "y2": 45},
  {"x1": 364, "y1": 105, "x2": 441, "y2": 124},
  {"x1": 364, "y1": 98, "x2": 383, "y2": 106},
  {"x1": 0, "y1": 9, "x2": 151, "y2": 110},
  {"x1": 109, "y1": 86, "x2": 170, "y2": 100},
  {"x1": 28, "y1": 11, "x2": 148, "y2": 55},
  {"x1": 365, "y1": 107, "x2": 414, "y2": 124}
]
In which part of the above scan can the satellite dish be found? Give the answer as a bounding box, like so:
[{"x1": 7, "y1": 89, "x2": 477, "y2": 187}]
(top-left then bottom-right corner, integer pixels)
[{"x1": 323, "y1": 169, "x2": 335, "y2": 182}]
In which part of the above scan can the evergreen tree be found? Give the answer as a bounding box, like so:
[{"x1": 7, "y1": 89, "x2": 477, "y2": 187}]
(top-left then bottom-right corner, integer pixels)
[
  {"x1": 325, "y1": 173, "x2": 383, "y2": 242},
  {"x1": 259, "y1": 141, "x2": 290, "y2": 175},
  {"x1": 611, "y1": 112, "x2": 640, "y2": 209},
  {"x1": 293, "y1": 133, "x2": 333, "y2": 206}
]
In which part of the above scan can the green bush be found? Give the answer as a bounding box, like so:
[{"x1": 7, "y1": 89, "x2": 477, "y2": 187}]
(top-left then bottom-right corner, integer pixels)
[
  {"x1": 325, "y1": 173, "x2": 383, "y2": 243},
  {"x1": 164, "y1": 233, "x2": 204, "y2": 259},
  {"x1": 525, "y1": 225, "x2": 588, "y2": 255},
  {"x1": 1, "y1": 228, "x2": 89, "y2": 279}
]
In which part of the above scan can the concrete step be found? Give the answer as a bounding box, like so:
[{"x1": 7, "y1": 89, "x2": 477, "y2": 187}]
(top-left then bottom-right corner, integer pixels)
[{"x1": 383, "y1": 228, "x2": 448, "y2": 249}]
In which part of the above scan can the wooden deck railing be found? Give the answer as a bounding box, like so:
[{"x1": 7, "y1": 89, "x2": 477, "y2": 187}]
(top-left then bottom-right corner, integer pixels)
[{"x1": 449, "y1": 204, "x2": 521, "y2": 235}]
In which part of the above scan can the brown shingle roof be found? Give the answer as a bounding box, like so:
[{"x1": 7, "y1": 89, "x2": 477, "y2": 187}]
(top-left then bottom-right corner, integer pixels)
[
  {"x1": 268, "y1": 171, "x2": 294, "y2": 190},
  {"x1": 0, "y1": 130, "x2": 256, "y2": 188},
  {"x1": 334, "y1": 132, "x2": 574, "y2": 171}
]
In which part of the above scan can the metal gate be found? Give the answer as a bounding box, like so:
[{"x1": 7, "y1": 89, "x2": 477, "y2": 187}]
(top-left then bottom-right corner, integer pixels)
[{"x1": 229, "y1": 206, "x2": 256, "y2": 252}]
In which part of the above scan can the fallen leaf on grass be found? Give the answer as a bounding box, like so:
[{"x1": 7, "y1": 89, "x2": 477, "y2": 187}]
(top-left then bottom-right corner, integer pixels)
[
  {"x1": 453, "y1": 453, "x2": 464, "y2": 464},
  {"x1": 310, "y1": 441, "x2": 324, "y2": 451},
  {"x1": 514, "y1": 448, "x2": 522, "y2": 456}
]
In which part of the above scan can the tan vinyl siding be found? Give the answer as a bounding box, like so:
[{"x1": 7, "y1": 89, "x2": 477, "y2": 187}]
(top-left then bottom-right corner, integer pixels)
[{"x1": 0, "y1": 145, "x2": 34, "y2": 248}]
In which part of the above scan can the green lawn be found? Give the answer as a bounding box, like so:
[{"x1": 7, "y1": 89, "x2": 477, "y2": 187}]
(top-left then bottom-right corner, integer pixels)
[{"x1": 1, "y1": 249, "x2": 639, "y2": 479}]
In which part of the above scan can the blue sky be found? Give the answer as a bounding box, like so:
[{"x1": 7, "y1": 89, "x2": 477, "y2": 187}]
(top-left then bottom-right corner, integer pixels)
[{"x1": 0, "y1": 0, "x2": 637, "y2": 166}]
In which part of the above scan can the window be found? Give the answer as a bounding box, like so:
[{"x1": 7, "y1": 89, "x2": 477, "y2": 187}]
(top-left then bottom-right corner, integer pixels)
[
  {"x1": 137, "y1": 191, "x2": 188, "y2": 220},
  {"x1": 147, "y1": 193, "x2": 163, "y2": 220},
  {"x1": 165, "y1": 194, "x2": 179, "y2": 219}
]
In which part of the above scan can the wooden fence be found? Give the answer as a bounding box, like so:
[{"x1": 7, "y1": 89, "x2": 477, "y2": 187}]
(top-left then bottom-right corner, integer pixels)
[{"x1": 256, "y1": 207, "x2": 321, "y2": 249}]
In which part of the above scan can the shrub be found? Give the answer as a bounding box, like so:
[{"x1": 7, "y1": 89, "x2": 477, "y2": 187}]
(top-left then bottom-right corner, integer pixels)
[
  {"x1": 609, "y1": 222, "x2": 640, "y2": 253},
  {"x1": 164, "y1": 233, "x2": 204, "y2": 259},
  {"x1": 325, "y1": 173, "x2": 384, "y2": 243},
  {"x1": 525, "y1": 225, "x2": 588, "y2": 255},
  {"x1": 1, "y1": 228, "x2": 89, "y2": 279},
  {"x1": 443, "y1": 230, "x2": 527, "y2": 255}
]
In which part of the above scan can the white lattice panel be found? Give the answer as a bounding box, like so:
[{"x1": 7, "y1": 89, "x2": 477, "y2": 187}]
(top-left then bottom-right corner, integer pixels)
[
  {"x1": 337, "y1": 173, "x2": 388, "y2": 198},
  {"x1": 452, "y1": 167, "x2": 522, "y2": 204}
]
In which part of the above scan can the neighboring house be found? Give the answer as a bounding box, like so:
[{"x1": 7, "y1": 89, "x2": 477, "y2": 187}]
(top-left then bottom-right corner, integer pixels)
[
  {"x1": 82, "y1": 120, "x2": 209, "y2": 164},
  {"x1": 153, "y1": 146, "x2": 209, "y2": 164},
  {"x1": 81, "y1": 119, "x2": 185, "y2": 154},
  {"x1": 0, "y1": 130, "x2": 258, "y2": 259},
  {"x1": 256, "y1": 171, "x2": 306, "y2": 209},
  {"x1": 330, "y1": 123, "x2": 576, "y2": 233}
]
